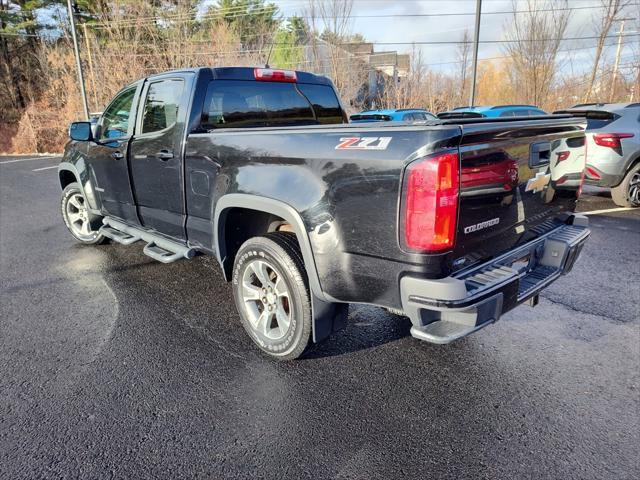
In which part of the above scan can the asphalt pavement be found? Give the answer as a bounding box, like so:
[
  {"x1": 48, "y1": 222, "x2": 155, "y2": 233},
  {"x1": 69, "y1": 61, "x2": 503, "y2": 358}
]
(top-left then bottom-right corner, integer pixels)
[{"x1": 1, "y1": 155, "x2": 639, "y2": 479}]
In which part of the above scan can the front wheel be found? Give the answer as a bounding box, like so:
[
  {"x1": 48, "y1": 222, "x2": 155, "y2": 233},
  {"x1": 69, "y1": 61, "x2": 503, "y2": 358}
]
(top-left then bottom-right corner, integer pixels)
[
  {"x1": 232, "y1": 232, "x2": 312, "y2": 360},
  {"x1": 61, "y1": 183, "x2": 107, "y2": 244},
  {"x1": 611, "y1": 163, "x2": 640, "y2": 207}
]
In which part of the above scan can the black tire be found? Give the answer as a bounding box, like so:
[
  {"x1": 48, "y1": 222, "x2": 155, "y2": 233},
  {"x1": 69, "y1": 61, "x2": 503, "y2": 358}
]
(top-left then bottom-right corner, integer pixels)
[
  {"x1": 232, "y1": 232, "x2": 312, "y2": 360},
  {"x1": 61, "y1": 183, "x2": 107, "y2": 245},
  {"x1": 611, "y1": 163, "x2": 640, "y2": 208}
]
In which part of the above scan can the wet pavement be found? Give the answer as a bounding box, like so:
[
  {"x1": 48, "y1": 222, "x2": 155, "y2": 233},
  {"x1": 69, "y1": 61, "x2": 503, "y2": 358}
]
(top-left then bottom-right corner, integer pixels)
[{"x1": 1, "y1": 155, "x2": 639, "y2": 479}]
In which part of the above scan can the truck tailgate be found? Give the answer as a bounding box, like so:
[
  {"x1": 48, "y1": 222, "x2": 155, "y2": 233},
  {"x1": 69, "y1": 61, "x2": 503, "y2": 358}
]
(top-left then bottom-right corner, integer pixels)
[{"x1": 451, "y1": 118, "x2": 587, "y2": 270}]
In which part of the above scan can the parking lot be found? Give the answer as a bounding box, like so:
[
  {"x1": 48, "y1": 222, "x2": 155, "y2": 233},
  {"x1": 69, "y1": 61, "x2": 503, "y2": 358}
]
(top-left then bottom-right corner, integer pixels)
[{"x1": 1, "y1": 154, "x2": 639, "y2": 479}]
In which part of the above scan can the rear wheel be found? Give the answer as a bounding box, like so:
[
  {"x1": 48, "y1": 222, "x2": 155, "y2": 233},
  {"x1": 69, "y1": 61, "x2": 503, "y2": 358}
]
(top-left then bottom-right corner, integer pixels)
[
  {"x1": 61, "y1": 183, "x2": 107, "y2": 244},
  {"x1": 611, "y1": 163, "x2": 640, "y2": 207},
  {"x1": 232, "y1": 232, "x2": 312, "y2": 360}
]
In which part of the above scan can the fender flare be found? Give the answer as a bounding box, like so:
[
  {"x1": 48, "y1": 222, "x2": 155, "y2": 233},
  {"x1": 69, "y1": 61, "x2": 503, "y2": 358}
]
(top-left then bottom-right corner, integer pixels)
[
  {"x1": 57, "y1": 161, "x2": 100, "y2": 213},
  {"x1": 213, "y1": 193, "x2": 347, "y2": 343}
]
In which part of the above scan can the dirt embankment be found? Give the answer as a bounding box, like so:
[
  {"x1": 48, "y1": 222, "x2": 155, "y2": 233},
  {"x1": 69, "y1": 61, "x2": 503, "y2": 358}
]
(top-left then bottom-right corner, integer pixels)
[{"x1": 0, "y1": 123, "x2": 18, "y2": 154}]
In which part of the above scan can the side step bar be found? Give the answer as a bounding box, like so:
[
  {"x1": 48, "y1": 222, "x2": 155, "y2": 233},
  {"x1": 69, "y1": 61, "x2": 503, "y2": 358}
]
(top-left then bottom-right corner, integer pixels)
[
  {"x1": 100, "y1": 217, "x2": 196, "y2": 264},
  {"x1": 100, "y1": 226, "x2": 141, "y2": 245}
]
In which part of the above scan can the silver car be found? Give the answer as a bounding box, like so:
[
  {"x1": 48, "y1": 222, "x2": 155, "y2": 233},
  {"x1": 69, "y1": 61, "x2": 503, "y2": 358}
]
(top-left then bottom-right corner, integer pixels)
[
  {"x1": 581, "y1": 103, "x2": 640, "y2": 207},
  {"x1": 568, "y1": 103, "x2": 639, "y2": 207}
]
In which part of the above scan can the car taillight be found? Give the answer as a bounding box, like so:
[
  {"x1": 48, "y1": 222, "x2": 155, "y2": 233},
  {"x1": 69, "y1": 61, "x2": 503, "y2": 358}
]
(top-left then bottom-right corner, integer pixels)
[
  {"x1": 585, "y1": 166, "x2": 601, "y2": 180},
  {"x1": 592, "y1": 132, "x2": 634, "y2": 149},
  {"x1": 555, "y1": 151, "x2": 570, "y2": 163},
  {"x1": 403, "y1": 152, "x2": 459, "y2": 252},
  {"x1": 254, "y1": 68, "x2": 297, "y2": 82}
]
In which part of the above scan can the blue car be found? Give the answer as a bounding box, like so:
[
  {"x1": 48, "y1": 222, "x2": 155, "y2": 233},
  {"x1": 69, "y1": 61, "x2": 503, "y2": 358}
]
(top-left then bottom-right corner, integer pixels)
[
  {"x1": 438, "y1": 104, "x2": 547, "y2": 119},
  {"x1": 350, "y1": 108, "x2": 437, "y2": 123}
]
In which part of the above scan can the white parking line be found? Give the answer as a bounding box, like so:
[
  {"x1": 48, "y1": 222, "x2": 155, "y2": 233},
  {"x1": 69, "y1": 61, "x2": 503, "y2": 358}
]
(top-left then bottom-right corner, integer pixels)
[
  {"x1": 0, "y1": 156, "x2": 57, "y2": 165},
  {"x1": 32, "y1": 165, "x2": 59, "y2": 172},
  {"x1": 583, "y1": 207, "x2": 636, "y2": 216}
]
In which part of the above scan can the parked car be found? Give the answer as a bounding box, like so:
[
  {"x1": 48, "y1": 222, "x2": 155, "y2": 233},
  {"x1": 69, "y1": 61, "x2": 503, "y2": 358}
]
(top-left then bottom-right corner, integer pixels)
[
  {"x1": 555, "y1": 102, "x2": 639, "y2": 207},
  {"x1": 89, "y1": 111, "x2": 102, "y2": 136},
  {"x1": 438, "y1": 105, "x2": 547, "y2": 119},
  {"x1": 59, "y1": 66, "x2": 590, "y2": 360},
  {"x1": 350, "y1": 108, "x2": 437, "y2": 123}
]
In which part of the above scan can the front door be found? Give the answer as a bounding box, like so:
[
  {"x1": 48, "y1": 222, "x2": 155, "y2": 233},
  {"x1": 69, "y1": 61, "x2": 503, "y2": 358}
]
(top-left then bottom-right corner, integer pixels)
[
  {"x1": 87, "y1": 83, "x2": 141, "y2": 223},
  {"x1": 129, "y1": 74, "x2": 192, "y2": 239}
]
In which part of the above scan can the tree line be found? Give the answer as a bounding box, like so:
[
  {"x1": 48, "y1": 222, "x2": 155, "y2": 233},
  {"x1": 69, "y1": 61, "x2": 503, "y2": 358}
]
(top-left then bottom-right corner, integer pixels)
[{"x1": 0, "y1": 0, "x2": 637, "y2": 153}]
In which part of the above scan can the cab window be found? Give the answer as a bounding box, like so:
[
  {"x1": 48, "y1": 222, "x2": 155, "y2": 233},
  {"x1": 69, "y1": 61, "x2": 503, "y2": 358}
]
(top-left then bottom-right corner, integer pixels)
[
  {"x1": 98, "y1": 87, "x2": 136, "y2": 140},
  {"x1": 141, "y1": 79, "x2": 184, "y2": 134},
  {"x1": 201, "y1": 80, "x2": 343, "y2": 129}
]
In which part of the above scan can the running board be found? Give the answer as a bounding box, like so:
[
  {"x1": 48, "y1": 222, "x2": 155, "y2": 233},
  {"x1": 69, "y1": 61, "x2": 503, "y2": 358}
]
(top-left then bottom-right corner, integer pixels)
[
  {"x1": 100, "y1": 217, "x2": 196, "y2": 264},
  {"x1": 100, "y1": 226, "x2": 141, "y2": 245},
  {"x1": 143, "y1": 242, "x2": 191, "y2": 264}
]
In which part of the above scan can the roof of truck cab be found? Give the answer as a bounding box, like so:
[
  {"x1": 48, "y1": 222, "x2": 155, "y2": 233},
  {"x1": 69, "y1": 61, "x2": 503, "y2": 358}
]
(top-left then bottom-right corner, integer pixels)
[{"x1": 146, "y1": 66, "x2": 334, "y2": 86}]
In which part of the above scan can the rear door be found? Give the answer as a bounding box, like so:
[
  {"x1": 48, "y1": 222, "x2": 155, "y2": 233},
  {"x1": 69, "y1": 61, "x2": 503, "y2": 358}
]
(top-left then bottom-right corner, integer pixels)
[
  {"x1": 452, "y1": 118, "x2": 587, "y2": 269},
  {"x1": 129, "y1": 73, "x2": 194, "y2": 239}
]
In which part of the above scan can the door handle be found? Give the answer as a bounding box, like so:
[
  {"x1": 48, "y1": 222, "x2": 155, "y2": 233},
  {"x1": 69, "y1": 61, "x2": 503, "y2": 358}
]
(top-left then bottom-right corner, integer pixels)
[
  {"x1": 111, "y1": 151, "x2": 124, "y2": 160},
  {"x1": 157, "y1": 150, "x2": 174, "y2": 161}
]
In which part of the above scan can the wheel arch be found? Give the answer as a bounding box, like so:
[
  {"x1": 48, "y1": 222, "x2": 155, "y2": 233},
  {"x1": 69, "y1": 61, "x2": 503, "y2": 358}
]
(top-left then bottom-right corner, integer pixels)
[
  {"x1": 214, "y1": 194, "x2": 323, "y2": 299},
  {"x1": 59, "y1": 169, "x2": 77, "y2": 190},
  {"x1": 58, "y1": 162, "x2": 100, "y2": 212},
  {"x1": 623, "y1": 151, "x2": 640, "y2": 175},
  {"x1": 213, "y1": 194, "x2": 348, "y2": 343}
]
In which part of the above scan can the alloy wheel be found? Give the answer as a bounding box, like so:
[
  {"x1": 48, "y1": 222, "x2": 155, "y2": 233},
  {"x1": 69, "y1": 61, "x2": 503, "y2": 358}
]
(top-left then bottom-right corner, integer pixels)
[
  {"x1": 629, "y1": 171, "x2": 640, "y2": 205},
  {"x1": 241, "y1": 259, "x2": 292, "y2": 340},
  {"x1": 65, "y1": 193, "x2": 97, "y2": 239}
]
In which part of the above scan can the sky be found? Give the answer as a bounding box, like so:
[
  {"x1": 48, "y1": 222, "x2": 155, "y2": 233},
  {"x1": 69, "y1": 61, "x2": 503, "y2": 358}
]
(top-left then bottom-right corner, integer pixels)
[{"x1": 267, "y1": 0, "x2": 639, "y2": 76}]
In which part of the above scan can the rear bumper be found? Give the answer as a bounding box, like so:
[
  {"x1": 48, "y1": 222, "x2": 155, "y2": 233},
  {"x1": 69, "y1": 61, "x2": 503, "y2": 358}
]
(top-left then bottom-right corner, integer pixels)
[
  {"x1": 584, "y1": 164, "x2": 624, "y2": 187},
  {"x1": 400, "y1": 215, "x2": 590, "y2": 344}
]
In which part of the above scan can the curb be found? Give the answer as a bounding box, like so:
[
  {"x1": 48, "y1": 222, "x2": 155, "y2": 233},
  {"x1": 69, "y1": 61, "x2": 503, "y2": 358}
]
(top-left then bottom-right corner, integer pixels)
[{"x1": 0, "y1": 153, "x2": 62, "y2": 157}]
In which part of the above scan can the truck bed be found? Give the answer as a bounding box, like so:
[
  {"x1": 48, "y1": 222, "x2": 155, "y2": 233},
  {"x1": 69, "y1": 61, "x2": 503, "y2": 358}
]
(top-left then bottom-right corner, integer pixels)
[{"x1": 183, "y1": 116, "x2": 586, "y2": 309}]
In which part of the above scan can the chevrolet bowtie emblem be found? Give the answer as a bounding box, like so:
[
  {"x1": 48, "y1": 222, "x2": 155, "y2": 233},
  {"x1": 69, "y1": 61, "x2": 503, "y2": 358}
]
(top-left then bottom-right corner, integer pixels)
[{"x1": 525, "y1": 172, "x2": 551, "y2": 192}]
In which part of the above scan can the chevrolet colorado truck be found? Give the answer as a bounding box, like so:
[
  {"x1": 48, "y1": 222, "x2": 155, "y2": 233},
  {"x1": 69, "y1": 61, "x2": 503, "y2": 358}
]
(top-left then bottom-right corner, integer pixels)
[{"x1": 59, "y1": 67, "x2": 590, "y2": 360}]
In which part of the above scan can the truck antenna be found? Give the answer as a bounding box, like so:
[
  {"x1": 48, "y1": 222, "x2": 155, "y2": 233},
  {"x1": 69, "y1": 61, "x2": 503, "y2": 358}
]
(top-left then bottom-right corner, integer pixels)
[{"x1": 264, "y1": 41, "x2": 275, "y2": 69}]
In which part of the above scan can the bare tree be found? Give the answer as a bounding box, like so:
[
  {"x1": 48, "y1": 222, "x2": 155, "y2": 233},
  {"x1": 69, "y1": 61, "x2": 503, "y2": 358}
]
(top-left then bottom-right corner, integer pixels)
[
  {"x1": 306, "y1": 0, "x2": 366, "y2": 105},
  {"x1": 583, "y1": 0, "x2": 630, "y2": 102},
  {"x1": 457, "y1": 29, "x2": 472, "y2": 106},
  {"x1": 502, "y1": 0, "x2": 570, "y2": 107}
]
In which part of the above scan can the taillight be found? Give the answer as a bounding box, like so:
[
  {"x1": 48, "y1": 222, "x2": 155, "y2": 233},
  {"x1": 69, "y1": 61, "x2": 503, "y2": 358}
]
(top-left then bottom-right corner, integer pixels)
[
  {"x1": 555, "y1": 151, "x2": 570, "y2": 163},
  {"x1": 254, "y1": 68, "x2": 297, "y2": 82},
  {"x1": 592, "y1": 132, "x2": 634, "y2": 149},
  {"x1": 585, "y1": 166, "x2": 601, "y2": 180},
  {"x1": 403, "y1": 152, "x2": 459, "y2": 252}
]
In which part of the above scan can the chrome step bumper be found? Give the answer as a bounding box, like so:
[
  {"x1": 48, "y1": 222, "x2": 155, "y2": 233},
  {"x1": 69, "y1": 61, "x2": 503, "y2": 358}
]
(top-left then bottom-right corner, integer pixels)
[{"x1": 401, "y1": 216, "x2": 590, "y2": 344}]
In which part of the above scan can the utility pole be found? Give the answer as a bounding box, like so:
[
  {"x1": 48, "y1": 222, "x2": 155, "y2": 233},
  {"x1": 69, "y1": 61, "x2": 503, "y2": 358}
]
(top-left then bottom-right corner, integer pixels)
[
  {"x1": 468, "y1": 0, "x2": 482, "y2": 107},
  {"x1": 82, "y1": 23, "x2": 98, "y2": 110},
  {"x1": 610, "y1": 17, "x2": 634, "y2": 102},
  {"x1": 67, "y1": 0, "x2": 89, "y2": 120}
]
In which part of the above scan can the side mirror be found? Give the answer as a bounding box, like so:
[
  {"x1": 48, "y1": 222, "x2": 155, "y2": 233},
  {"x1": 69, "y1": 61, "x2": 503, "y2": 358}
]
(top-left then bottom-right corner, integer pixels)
[{"x1": 69, "y1": 121, "x2": 93, "y2": 142}]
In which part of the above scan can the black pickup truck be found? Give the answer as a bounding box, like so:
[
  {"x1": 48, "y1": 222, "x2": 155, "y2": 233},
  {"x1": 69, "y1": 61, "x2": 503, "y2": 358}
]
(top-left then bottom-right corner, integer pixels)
[{"x1": 59, "y1": 67, "x2": 590, "y2": 360}]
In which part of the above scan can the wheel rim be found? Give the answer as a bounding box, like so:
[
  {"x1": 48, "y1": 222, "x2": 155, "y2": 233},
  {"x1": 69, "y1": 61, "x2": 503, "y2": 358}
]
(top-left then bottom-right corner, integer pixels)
[
  {"x1": 241, "y1": 259, "x2": 292, "y2": 340},
  {"x1": 629, "y1": 171, "x2": 640, "y2": 205},
  {"x1": 65, "y1": 192, "x2": 97, "y2": 239}
]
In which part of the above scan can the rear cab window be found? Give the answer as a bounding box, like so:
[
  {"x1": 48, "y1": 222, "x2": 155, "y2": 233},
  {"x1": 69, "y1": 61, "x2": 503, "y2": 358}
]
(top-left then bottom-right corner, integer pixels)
[{"x1": 201, "y1": 80, "x2": 345, "y2": 129}]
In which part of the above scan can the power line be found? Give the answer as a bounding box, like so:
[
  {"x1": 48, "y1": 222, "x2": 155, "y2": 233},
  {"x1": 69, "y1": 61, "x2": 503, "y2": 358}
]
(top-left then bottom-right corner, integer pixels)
[{"x1": 80, "y1": 2, "x2": 640, "y2": 28}]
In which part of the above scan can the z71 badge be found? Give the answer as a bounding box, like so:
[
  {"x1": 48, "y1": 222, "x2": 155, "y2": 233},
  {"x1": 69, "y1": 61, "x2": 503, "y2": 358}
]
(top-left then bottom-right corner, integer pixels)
[{"x1": 335, "y1": 137, "x2": 392, "y2": 150}]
